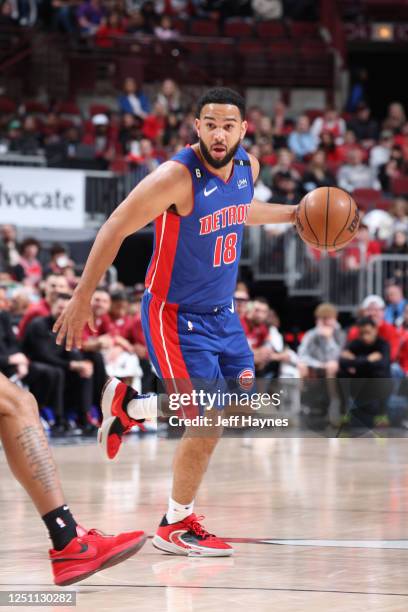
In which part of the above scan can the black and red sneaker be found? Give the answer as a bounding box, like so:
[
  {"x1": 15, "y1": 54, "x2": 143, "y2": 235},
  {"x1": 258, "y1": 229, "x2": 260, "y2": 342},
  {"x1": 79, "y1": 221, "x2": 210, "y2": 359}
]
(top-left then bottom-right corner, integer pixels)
[
  {"x1": 98, "y1": 378, "x2": 149, "y2": 460},
  {"x1": 152, "y1": 514, "x2": 233, "y2": 557},
  {"x1": 50, "y1": 525, "x2": 146, "y2": 586}
]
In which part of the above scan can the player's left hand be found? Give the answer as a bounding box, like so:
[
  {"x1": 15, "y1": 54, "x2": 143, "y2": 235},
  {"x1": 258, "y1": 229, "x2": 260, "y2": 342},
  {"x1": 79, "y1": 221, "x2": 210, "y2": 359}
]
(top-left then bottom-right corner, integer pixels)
[{"x1": 53, "y1": 293, "x2": 95, "y2": 351}]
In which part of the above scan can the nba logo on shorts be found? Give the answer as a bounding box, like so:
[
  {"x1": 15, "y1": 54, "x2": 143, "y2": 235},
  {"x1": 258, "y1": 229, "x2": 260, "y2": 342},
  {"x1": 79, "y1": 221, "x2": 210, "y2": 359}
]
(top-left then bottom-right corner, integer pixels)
[{"x1": 237, "y1": 368, "x2": 255, "y2": 391}]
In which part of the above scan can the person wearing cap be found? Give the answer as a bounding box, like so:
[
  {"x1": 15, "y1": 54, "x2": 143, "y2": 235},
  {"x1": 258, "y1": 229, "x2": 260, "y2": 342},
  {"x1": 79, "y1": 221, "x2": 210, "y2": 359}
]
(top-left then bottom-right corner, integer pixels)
[
  {"x1": 347, "y1": 102, "x2": 379, "y2": 148},
  {"x1": 347, "y1": 295, "x2": 401, "y2": 362},
  {"x1": 84, "y1": 113, "x2": 119, "y2": 169}
]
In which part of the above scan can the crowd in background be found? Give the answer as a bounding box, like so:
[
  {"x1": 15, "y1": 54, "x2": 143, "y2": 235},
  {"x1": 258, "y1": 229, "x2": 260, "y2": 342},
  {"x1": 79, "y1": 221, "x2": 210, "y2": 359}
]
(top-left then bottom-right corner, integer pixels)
[
  {"x1": 0, "y1": 220, "x2": 408, "y2": 434},
  {"x1": 0, "y1": 0, "x2": 314, "y2": 32}
]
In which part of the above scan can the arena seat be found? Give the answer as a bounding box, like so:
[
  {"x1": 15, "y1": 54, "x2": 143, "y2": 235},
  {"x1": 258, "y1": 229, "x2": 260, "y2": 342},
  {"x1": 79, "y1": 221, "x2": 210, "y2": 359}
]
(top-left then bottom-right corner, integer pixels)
[
  {"x1": 255, "y1": 20, "x2": 286, "y2": 39},
  {"x1": 376, "y1": 199, "x2": 392, "y2": 211},
  {"x1": 24, "y1": 101, "x2": 48, "y2": 114},
  {"x1": 353, "y1": 188, "x2": 382, "y2": 210},
  {"x1": 55, "y1": 101, "x2": 81, "y2": 116},
  {"x1": 89, "y1": 104, "x2": 111, "y2": 117},
  {"x1": 0, "y1": 96, "x2": 16, "y2": 113},
  {"x1": 190, "y1": 19, "x2": 219, "y2": 37},
  {"x1": 291, "y1": 22, "x2": 321, "y2": 39},
  {"x1": 224, "y1": 18, "x2": 254, "y2": 38},
  {"x1": 391, "y1": 176, "x2": 408, "y2": 196}
]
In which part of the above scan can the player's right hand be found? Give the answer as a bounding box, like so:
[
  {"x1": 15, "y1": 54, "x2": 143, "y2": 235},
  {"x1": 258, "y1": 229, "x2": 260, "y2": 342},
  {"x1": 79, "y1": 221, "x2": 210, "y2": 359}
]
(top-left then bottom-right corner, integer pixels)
[{"x1": 53, "y1": 293, "x2": 95, "y2": 351}]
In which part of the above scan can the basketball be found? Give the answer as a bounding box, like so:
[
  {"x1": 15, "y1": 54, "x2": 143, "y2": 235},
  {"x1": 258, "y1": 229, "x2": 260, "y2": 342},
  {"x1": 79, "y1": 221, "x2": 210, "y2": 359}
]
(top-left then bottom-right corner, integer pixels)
[{"x1": 295, "y1": 186, "x2": 360, "y2": 251}]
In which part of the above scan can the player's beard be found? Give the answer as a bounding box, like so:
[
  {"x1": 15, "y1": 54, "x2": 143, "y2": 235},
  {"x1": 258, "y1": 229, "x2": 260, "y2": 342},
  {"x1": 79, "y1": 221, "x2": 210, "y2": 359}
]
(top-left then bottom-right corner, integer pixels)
[{"x1": 199, "y1": 137, "x2": 241, "y2": 169}]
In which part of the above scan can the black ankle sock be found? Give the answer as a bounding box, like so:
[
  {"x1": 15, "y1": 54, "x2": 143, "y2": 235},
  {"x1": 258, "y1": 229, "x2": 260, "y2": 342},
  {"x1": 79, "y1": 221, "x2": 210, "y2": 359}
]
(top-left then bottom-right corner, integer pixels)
[{"x1": 42, "y1": 505, "x2": 78, "y2": 551}]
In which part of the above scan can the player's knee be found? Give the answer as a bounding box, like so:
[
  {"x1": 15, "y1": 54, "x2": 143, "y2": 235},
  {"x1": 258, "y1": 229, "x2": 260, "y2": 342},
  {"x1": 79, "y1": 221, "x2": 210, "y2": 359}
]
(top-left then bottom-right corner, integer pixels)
[{"x1": 1, "y1": 388, "x2": 38, "y2": 421}]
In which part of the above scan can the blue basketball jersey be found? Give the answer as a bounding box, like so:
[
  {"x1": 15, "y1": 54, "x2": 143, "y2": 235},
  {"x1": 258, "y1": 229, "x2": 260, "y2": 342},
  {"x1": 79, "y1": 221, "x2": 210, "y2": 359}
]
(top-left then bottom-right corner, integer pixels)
[{"x1": 145, "y1": 145, "x2": 254, "y2": 308}]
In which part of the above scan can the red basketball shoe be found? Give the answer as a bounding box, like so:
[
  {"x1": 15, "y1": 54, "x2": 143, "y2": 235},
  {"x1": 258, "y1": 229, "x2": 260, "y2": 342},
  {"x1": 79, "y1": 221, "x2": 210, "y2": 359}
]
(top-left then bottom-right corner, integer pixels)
[
  {"x1": 98, "y1": 378, "x2": 150, "y2": 460},
  {"x1": 152, "y1": 514, "x2": 233, "y2": 557},
  {"x1": 50, "y1": 525, "x2": 147, "y2": 586}
]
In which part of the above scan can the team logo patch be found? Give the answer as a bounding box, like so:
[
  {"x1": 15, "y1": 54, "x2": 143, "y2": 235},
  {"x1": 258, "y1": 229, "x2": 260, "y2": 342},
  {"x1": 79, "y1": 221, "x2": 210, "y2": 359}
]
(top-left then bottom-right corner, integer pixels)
[{"x1": 237, "y1": 368, "x2": 255, "y2": 391}]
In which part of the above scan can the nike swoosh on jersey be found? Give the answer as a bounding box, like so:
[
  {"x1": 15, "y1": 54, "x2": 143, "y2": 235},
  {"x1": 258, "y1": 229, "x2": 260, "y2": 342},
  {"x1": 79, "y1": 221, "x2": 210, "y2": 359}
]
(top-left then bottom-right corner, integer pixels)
[{"x1": 204, "y1": 186, "x2": 218, "y2": 197}]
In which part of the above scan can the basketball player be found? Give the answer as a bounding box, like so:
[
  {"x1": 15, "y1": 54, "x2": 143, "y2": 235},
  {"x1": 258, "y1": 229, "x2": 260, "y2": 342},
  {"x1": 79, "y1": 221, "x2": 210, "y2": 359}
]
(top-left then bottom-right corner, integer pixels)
[
  {"x1": 54, "y1": 88, "x2": 298, "y2": 556},
  {"x1": 0, "y1": 372, "x2": 146, "y2": 585}
]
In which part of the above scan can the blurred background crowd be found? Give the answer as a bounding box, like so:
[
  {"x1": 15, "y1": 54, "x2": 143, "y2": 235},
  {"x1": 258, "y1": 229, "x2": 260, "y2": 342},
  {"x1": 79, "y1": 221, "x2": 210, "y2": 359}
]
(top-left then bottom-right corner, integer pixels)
[{"x1": 0, "y1": 0, "x2": 407, "y2": 435}]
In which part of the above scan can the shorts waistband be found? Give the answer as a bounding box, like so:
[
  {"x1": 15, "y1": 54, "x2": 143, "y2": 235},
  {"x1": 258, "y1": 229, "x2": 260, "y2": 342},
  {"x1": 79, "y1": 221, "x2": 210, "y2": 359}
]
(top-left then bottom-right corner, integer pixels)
[{"x1": 145, "y1": 291, "x2": 233, "y2": 314}]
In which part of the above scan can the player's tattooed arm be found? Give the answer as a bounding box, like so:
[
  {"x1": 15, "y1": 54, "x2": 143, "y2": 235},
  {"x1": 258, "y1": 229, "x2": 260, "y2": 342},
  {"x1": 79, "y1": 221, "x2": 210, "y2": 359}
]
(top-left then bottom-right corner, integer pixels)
[{"x1": 16, "y1": 425, "x2": 59, "y2": 494}]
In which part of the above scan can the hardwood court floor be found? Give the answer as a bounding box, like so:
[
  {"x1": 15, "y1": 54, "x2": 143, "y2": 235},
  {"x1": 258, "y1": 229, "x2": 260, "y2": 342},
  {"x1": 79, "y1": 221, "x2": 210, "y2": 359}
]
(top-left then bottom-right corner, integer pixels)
[{"x1": 1, "y1": 435, "x2": 408, "y2": 611}]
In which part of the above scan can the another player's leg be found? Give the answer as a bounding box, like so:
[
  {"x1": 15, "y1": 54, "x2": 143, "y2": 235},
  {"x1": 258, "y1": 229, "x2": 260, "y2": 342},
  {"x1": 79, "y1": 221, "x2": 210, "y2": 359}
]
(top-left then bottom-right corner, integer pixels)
[{"x1": 0, "y1": 372, "x2": 146, "y2": 585}]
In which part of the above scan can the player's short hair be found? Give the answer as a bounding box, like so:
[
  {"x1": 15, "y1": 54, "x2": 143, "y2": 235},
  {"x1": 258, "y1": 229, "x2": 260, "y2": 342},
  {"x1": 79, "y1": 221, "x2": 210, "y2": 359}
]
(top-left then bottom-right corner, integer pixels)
[
  {"x1": 314, "y1": 302, "x2": 337, "y2": 319},
  {"x1": 197, "y1": 87, "x2": 246, "y2": 120},
  {"x1": 357, "y1": 316, "x2": 376, "y2": 328}
]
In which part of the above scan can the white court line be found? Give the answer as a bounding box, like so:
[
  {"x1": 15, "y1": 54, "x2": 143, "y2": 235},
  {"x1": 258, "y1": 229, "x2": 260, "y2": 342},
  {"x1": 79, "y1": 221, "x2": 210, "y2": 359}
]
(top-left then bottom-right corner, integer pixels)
[{"x1": 264, "y1": 539, "x2": 408, "y2": 549}]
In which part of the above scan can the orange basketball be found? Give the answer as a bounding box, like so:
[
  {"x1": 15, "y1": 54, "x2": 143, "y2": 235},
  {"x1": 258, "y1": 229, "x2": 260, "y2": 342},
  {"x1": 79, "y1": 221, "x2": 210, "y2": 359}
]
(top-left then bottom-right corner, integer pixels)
[{"x1": 295, "y1": 186, "x2": 360, "y2": 251}]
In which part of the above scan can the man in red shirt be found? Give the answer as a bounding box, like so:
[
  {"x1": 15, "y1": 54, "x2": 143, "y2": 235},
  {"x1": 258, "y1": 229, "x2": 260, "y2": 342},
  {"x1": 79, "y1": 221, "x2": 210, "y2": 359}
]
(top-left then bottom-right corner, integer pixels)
[
  {"x1": 242, "y1": 297, "x2": 271, "y2": 374},
  {"x1": 19, "y1": 274, "x2": 70, "y2": 339},
  {"x1": 348, "y1": 295, "x2": 401, "y2": 361}
]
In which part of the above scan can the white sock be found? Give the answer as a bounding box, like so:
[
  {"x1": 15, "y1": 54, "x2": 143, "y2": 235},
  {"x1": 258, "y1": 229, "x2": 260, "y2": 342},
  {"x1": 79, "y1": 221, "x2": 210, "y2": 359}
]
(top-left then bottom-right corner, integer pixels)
[
  {"x1": 166, "y1": 497, "x2": 194, "y2": 524},
  {"x1": 126, "y1": 394, "x2": 158, "y2": 420}
]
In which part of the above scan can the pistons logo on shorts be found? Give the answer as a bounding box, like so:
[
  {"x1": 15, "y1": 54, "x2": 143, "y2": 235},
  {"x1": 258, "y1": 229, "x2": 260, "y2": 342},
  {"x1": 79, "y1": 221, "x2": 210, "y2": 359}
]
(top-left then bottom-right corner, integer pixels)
[{"x1": 237, "y1": 368, "x2": 255, "y2": 391}]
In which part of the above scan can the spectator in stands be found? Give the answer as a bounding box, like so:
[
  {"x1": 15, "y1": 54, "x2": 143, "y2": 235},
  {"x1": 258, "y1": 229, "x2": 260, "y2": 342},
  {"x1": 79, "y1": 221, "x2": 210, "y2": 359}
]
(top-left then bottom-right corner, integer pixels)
[
  {"x1": 384, "y1": 283, "x2": 407, "y2": 326},
  {"x1": 348, "y1": 294, "x2": 401, "y2": 362},
  {"x1": 118, "y1": 77, "x2": 150, "y2": 118},
  {"x1": 252, "y1": 0, "x2": 282, "y2": 19},
  {"x1": 104, "y1": 291, "x2": 143, "y2": 388},
  {"x1": 319, "y1": 130, "x2": 340, "y2": 163},
  {"x1": 339, "y1": 317, "x2": 391, "y2": 427},
  {"x1": 288, "y1": 115, "x2": 318, "y2": 161},
  {"x1": 129, "y1": 138, "x2": 161, "y2": 171},
  {"x1": 270, "y1": 148, "x2": 301, "y2": 182},
  {"x1": 6, "y1": 120, "x2": 23, "y2": 153},
  {"x1": 241, "y1": 297, "x2": 273, "y2": 376},
  {"x1": 84, "y1": 114, "x2": 118, "y2": 168},
  {"x1": 394, "y1": 121, "x2": 408, "y2": 160},
  {"x1": 369, "y1": 130, "x2": 393, "y2": 171},
  {"x1": 271, "y1": 171, "x2": 301, "y2": 205},
  {"x1": 383, "y1": 101, "x2": 406, "y2": 135},
  {"x1": 23, "y1": 293, "x2": 95, "y2": 435},
  {"x1": 154, "y1": 14, "x2": 179, "y2": 39},
  {"x1": 52, "y1": 0, "x2": 78, "y2": 33},
  {"x1": 386, "y1": 230, "x2": 408, "y2": 256},
  {"x1": 390, "y1": 197, "x2": 408, "y2": 233},
  {"x1": 19, "y1": 116, "x2": 42, "y2": 155},
  {"x1": 76, "y1": 0, "x2": 106, "y2": 34},
  {"x1": 298, "y1": 302, "x2": 344, "y2": 423},
  {"x1": 95, "y1": 12, "x2": 125, "y2": 47},
  {"x1": 302, "y1": 150, "x2": 336, "y2": 192},
  {"x1": 271, "y1": 100, "x2": 291, "y2": 149},
  {"x1": 343, "y1": 224, "x2": 381, "y2": 271},
  {"x1": 311, "y1": 108, "x2": 346, "y2": 145},
  {"x1": 0, "y1": 0, "x2": 16, "y2": 25},
  {"x1": 140, "y1": 0, "x2": 160, "y2": 32},
  {"x1": 19, "y1": 273, "x2": 70, "y2": 339},
  {"x1": 0, "y1": 225, "x2": 20, "y2": 276},
  {"x1": 162, "y1": 0, "x2": 192, "y2": 17},
  {"x1": 298, "y1": 303, "x2": 344, "y2": 379},
  {"x1": 337, "y1": 148, "x2": 380, "y2": 192},
  {"x1": 0, "y1": 292, "x2": 65, "y2": 431},
  {"x1": 13, "y1": 237, "x2": 42, "y2": 287},
  {"x1": 119, "y1": 113, "x2": 144, "y2": 155},
  {"x1": 363, "y1": 206, "x2": 394, "y2": 242},
  {"x1": 347, "y1": 102, "x2": 379, "y2": 149},
  {"x1": 378, "y1": 145, "x2": 407, "y2": 193},
  {"x1": 336, "y1": 129, "x2": 365, "y2": 163},
  {"x1": 156, "y1": 79, "x2": 182, "y2": 115},
  {"x1": 44, "y1": 244, "x2": 74, "y2": 277},
  {"x1": 8, "y1": 289, "x2": 30, "y2": 331},
  {"x1": 234, "y1": 286, "x2": 250, "y2": 322}
]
